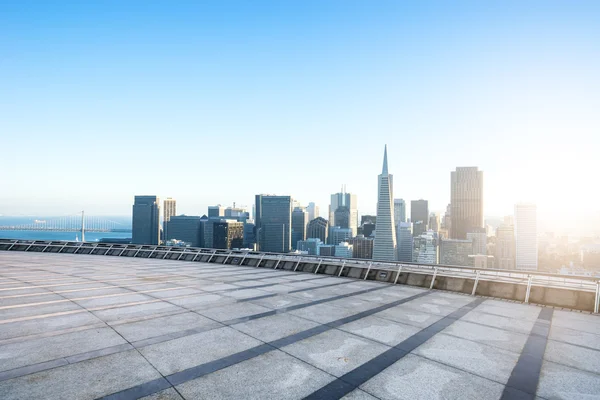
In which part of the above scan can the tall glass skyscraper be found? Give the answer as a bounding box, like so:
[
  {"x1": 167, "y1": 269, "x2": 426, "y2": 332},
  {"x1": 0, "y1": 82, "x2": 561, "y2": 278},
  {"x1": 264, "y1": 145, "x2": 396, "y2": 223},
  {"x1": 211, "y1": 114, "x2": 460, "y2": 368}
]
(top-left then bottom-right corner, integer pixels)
[
  {"x1": 329, "y1": 188, "x2": 358, "y2": 236},
  {"x1": 373, "y1": 145, "x2": 397, "y2": 261},
  {"x1": 132, "y1": 196, "x2": 160, "y2": 245},
  {"x1": 515, "y1": 203, "x2": 538, "y2": 271},
  {"x1": 450, "y1": 167, "x2": 484, "y2": 239},
  {"x1": 255, "y1": 195, "x2": 292, "y2": 253}
]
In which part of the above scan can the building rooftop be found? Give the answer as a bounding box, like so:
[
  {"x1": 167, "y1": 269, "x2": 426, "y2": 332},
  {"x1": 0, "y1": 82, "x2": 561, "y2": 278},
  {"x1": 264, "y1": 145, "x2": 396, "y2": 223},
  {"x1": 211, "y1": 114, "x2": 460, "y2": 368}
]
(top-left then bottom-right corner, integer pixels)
[{"x1": 1, "y1": 251, "x2": 599, "y2": 400}]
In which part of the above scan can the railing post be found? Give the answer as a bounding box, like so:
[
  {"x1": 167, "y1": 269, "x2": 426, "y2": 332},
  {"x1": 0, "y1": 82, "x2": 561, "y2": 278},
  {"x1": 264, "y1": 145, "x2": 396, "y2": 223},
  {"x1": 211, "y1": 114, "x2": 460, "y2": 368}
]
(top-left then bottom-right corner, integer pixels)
[
  {"x1": 177, "y1": 250, "x2": 186, "y2": 260},
  {"x1": 394, "y1": 265, "x2": 403, "y2": 285},
  {"x1": 294, "y1": 257, "x2": 303, "y2": 272},
  {"x1": 594, "y1": 281, "x2": 599, "y2": 314},
  {"x1": 7, "y1": 241, "x2": 17, "y2": 251},
  {"x1": 274, "y1": 255, "x2": 283, "y2": 270},
  {"x1": 429, "y1": 267, "x2": 438, "y2": 290},
  {"x1": 118, "y1": 247, "x2": 127, "y2": 257},
  {"x1": 363, "y1": 262, "x2": 373, "y2": 280},
  {"x1": 240, "y1": 252, "x2": 249, "y2": 266},
  {"x1": 148, "y1": 246, "x2": 158, "y2": 258},
  {"x1": 207, "y1": 250, "x2": 217, "y2": 263},
  {"x1": 256, "y1": 254, "x2": 265, "y2": 267},
  {"x1": 525, "y1": 275, "x2": 533, "y2": 303},
  {"x1": 313, "y1": 259, "x2": 322, "y2": 274},
  {"x1": 338, "y1": 260, "x2": 347, "y2": 277},
  {"x1": 223, "y1": 250, "x2": 233, "y2": 264},
  {"x1": 192, "y1": 251, "x2": 201, "y2": 262},
  {"x1": 471, "y1": 270, "x2": 481, "y2": 296}
]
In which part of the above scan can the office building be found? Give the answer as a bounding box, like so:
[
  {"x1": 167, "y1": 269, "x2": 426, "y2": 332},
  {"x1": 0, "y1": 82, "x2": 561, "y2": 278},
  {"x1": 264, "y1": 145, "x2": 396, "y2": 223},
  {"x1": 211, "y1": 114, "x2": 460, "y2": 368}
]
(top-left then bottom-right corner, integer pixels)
[
  {"x1": 165, "y1": 215, "x2": 202, "y2": 247},
  {"x1": 306, "y1": 202, "x2": 319, "y2": 221},
  {"x1": 450, "y1": 167, "x2": 484, "y2": 239},
  {"x1": 515, "y1": 203, "x2": 538, "y2": 271},
  {"x1": 208, "y1": 205, "x2": 225, "y2": 218},
  {"x1": 348, "y1": 235, "x2": 374, "y2": 259},
  {"x1": 297, "y1": 238, "x2": 323, "y2": 255},
  {"x1": 163, "y1": 198, "x2": 176, "y2": 239},
  {"x1": 396, "y1": 222, "x2": 413, "y2": 262},
  {"x1": 411, "y1": 199, "x2": 429, "y2": 237},
  {"x1": 361, "y1": 215, "x2": 377, "y2": 225},
  {"x1": 440, "y1": 238, "x2": 472, "y2": 266},
  {"x1": 334, "y1": 242, "x2": 354, "y2": 258},
  {"x1": 428, "y1": 213, "x2": 440, "y2": 233},
  {"x1": 317, "y1": 244, "x2": 336, "y2": 257},
  {"x1": 329, "y1": 188, "x2": 358, "y2": 236},
  {"x1": 255, "y1": 195, "x2": 292, "y2": 253},
  {"x1": 307, "y1": 217, "x2": 328, "y2": 243},
  {"x1": 394, "y1": 199, "x2": 406, "y2": 226},
  {"x1": 213, "y1": 220, "x2": 244, "y2": 250},
  {"x1": 132, "y1": 196, "x2": 160, "y2": 245},
  {"x1": 495, "y1": 224, "x2": 516, "y2": 270},
  {"x1": 373, "y1": 145, "x2": 397, "y2": 261},
  {"x1": 467, "y1": 227, "x2": 487, "y2": 255},
  {"x1": 329, "y1": 227, "x2": 353, "y2": 245},
  {"x1": 333, "y1": 206, "x2": 351, "y2": 230},
  {"x1": 243, "y1": 221, "x2": 256, "y2": 250},
  {"x1": 224, "y1": 206, "x2": 249, "y2": 221},
  {"x1": 291, "y1": 207, "x2": 308, "y2": 250},
  {"x1": 413, "y1": 231, "x2": 438, "y2": 264}
]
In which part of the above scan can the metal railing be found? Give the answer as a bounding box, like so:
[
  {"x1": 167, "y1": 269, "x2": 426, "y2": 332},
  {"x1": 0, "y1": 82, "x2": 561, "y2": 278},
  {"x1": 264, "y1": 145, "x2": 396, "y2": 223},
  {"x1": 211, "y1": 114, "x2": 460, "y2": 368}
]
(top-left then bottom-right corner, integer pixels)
[{"x1": 1, "y1": 238, "x2": 598, "y2": 313}]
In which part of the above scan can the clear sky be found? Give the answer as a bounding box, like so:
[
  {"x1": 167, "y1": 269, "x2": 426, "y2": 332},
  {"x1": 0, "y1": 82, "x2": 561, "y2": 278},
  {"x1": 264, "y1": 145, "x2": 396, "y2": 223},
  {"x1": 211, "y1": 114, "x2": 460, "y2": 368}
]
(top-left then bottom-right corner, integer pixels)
[{"x1": 1, "y1": 1, "x2": 599, "y2": 234}]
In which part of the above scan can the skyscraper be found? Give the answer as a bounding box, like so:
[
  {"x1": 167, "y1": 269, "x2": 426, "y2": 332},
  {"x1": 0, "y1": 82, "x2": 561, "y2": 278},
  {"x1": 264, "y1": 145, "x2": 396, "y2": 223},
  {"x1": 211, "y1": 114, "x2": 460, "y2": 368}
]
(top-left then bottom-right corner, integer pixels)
[
  {"x1": 291, "y1": 207, "x2": 308, "y2": 250},
  {"x1": 467, "y1": 227, "x2": 487, "y2": 255},
  {"x1": 411, "y1": 199, "x2": 429, "y2": 237},
  {"x1": 329, "y1": 188, "x2": 358, "y2": 236},
  {"x1": 450, "y1": 167, "x2": 484, "y2": 239},
  {"x1": 396, "y1": 222, "x2": 413, "y2": 262},
  {"x1": 307, "y1": 217, "x2": 328, "y2": 243},
  {"x1": 496, "y1": 224, "x2": 516, "y2": 270},
  {"x1": 132, "y1": 196, "x2": 160, "y2": 245},
  {"x1": 413, "y1": 231, "x2": 438, "y2": 264},
  {"x1": 348, "y1": 235, "x2": 374, "y2": 259},
  {"x1": 440, "y1": 238, "x2": 472, "y2": 266},
  {"x1": 394, "y1": 199, "x2": 406, "y2": 226},
  {"x1": 515, "y1": 203, "x2": 538, "y2": 271},
  {"x1": 208, "y1": 205, "x2": 225, "y2": 218},
  {"x1": 163, "y1": 198, "x2": 176, "y2": 239},
  {"x1": 165, "y1": 215, "x2": 202, "y2": 247},
  {"x1": 306, "y1": 202, "x2": 319, "y2": 221},
  {"x1": 255, "y1": 195, "x2": 292, "y2": 253},
  {"x1": 213, "y1": 220, "x2": 244, "y2": 250},
  {"x1": 373, "y1": 145, "x2": 397, "y2": 261}
]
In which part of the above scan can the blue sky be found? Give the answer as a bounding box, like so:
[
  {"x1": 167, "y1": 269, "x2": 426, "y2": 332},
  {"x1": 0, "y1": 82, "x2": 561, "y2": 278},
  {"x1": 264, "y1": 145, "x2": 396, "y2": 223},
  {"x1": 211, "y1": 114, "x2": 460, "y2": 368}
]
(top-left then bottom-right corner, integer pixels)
[{"x1": 1, "y1": 1, "x2": 599, "y2": 234}]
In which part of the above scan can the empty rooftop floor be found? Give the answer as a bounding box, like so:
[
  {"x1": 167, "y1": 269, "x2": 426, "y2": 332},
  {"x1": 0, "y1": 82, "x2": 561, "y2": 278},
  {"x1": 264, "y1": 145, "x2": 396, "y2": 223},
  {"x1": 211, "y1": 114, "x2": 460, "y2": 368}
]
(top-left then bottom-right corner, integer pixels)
[{"x1": 0, "y1": 252, "x2": 599, "y2": 400}]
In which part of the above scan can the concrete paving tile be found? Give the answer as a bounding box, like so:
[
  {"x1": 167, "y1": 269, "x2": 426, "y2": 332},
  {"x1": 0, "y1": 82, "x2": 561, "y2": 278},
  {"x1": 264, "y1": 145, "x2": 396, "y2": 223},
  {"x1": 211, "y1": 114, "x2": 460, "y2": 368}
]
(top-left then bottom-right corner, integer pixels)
[
  {"x1": 198, "y1": 302, "x2": 272, "y2": 322},
  {"x1": 0, "y1": 301, "x2": 83, "y2": 320},
  {"x1": 545, "y1": 340, "x2": 600, "y2": 374},
  {"x1": 0, "y1": 293, "x2": 66, "y2": 307},
  {"x1": 0, "y1": 310, "x2": 102, "y2": 340},
  {"x1": 144, "y1": 288, "x2": 205, "y2": 299},
  {"x1": 175, "y1": 349, "x2": 336, "y2": 400},
  {"x1": 139, "y1": 387, "x2": 184, "y2": 400},
  {"x1": 461, "y1": 310, "x2": 536, "y2": 334},
  {"x1": 552, "y1": 310, "x2": 600, "y2": 335},
  {"x1": 59, "y1": 287, "x2": 134, "y2": 299},
  {"x1": 0, "y1": 288, "x2": 54, "y2": 297},
  {"x1": 342, "y1": 389, "x2": 380, "y2": 399},
  {"x1": 92, "y1": 301, "x2": 183, "y2": 323},
  {"x1": 538, "y1": 360, "x2": 600, "y2": 400},
  {"x1": 288, "y1": 289, "x2": 340, "y2": 301},
  {"x1": 475, "y1": 302, "x2": 541, "y2": 320},
  {"x1": 549, "y1": 325, "x2": 600, "y2": 351},
  {"x1": 399, "y1": 301, "x2": 459, "y2": 316},
  {"x1": 198, "y1": 283, "x2": 240, "y2": 292},
  {"x1": 0, "y1": 349, "x2": 162, "y2": 400},
  {"x1": 338, "y1": 315, "x2": 421, "y2": 346},
  {"x1": 0, "y1": 326, "x2": 126, "y2": 372},
  {"x1": 289, "y1": 303, "x2": 358, "y2": 324},
  {"x1": 325, "y1": 297, "x2": 380, "y2": 312},
  {"x1": 165, "y1": 293, "x2": 234, "y2": 310},
  {"x1": 360, "y1": 354, "x2": 505, "y2": 400},
  {"x1": 282, "y1": 329, "x2": 390, "y2": 377},
  {"x1": 112, "y1": 311, "x2": 222, "y2": 343},
  {"x1": 74, "y1": 293, "x2": 156, "y2": 308},
  {"x1": 442, "y1": 320, "x2": 529, "y2": 354},
  {"x1": 224, "y1": 288, "x2": 274, "y2": 299},
  {"x1": 234, "y1": 313, "x2": 320, "y2": 342},
  {"x1": 140, "y1": 326, "x2": 263, "y2": 375},
  {"x1": 374, "y1": 306, "x2": 445, "y2": 328},
  {"x1": 248, "y1": 294, "x2": 310, "y2": 309},
  {"x1": 414, "y1": 333, "x2": 519, "y2": 384}
]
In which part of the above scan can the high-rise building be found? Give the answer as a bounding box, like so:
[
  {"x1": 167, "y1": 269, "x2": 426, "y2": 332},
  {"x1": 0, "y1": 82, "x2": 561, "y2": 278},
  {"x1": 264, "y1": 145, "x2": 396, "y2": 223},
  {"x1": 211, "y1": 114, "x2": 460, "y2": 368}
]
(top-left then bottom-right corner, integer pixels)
[
  {"x1": 224, "y1": 206, "x2": 249, "y2": 221},
  {"x1": 329, "y1": 188, "x2": 358, "y2": 236},
  {"x1": 163, "y1": 198, "x2": 176, "y2": 239},
  {"x1": 495, "y1": 224, "x2": 515, "y2": 270},
  {"x1": 413, "y1": 231, "x2": 438, "y2": 264},
  {"x1": 373, "y1": 145, "x2": 397, "y2": 261},
  {"x1": 440, "y1": 238, "x2": 472, "y2": 266},
  {"x1": 243, "y1": 220, "x2": 256, "y2": 250},
  {"x1": 297, "y1": 238, "x2": 323, "y2": 255},
  {"x1": 394, "y1": 199, "x2": 406, "y2": 226},
  {"x1": 334, "y1": 242, "x2": 353, "y2": 258},
  {"x1": 213, "y1": 220, "x2": 244, "y2": 250},
  {"x1": 428, "y1": 213, "x2": 440, "y2": 233},
  {"x1": 208, "y1": 205, "x2": 225, "y2": 218},
  {"x1": 306, "y1": 202, "x2": 319, "y2": 221},
  {"x1": 255, "y1": 195, "x2": 292, "y2": 253},
  {"x1": 467, "y1": 227, "x2": 487, "y2": 255},
  {"x1": 317, "y1": 244, "x2": 336, "y2": 257},
  {"x1": 450, "y1": 167, "x2": 484, "y2": 239},
  {"x1": 307, "y1": 217, "x2": 328, "y2": 243},
  {"x1": 348, "y1": 235, "x2": 374, "y2": 259},
  {"x1": 165, "y1": 215, "x2": 202, "y2": 247},
  {"x1": 291, "y1": 207, "x2": 308, "y2": 250},
  {"x1": 329, "y1": 227, "x2": 353, "y2": 245},
  {"x1": 411, "y1": 199, "x2": 429, "y2": 237},
  {"x1": 132, "y1": 196, "x2": 160, "y2": 245},
  {"x1": 515, "y1": 203, "x2": 538, "y2": 271},
  {"x1": 396, "y1": 222, "x2": 413, "y2": 262}
]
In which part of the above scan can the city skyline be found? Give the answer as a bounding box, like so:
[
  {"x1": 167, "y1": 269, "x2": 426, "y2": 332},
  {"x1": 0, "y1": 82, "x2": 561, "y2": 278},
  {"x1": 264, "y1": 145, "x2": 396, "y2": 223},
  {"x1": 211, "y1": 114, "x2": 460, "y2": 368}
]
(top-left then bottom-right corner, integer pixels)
[{"x1": 1, "y1": 2, "x2": 599, "y2": 236}]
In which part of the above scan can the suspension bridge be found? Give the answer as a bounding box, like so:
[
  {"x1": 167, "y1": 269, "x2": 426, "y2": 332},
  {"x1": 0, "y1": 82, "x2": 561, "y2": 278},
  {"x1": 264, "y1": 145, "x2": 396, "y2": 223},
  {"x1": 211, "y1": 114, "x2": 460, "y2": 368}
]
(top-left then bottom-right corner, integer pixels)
[{"x1": 0, "y1": 212, "x2": 131, "y2": 235}]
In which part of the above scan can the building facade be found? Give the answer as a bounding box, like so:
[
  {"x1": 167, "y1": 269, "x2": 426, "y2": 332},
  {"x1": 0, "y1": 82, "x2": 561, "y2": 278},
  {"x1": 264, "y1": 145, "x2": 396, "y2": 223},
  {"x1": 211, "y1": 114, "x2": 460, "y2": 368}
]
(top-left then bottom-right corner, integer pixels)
[
  {"x1": 165, "y1": 215, "x2": 201, "y2": 247},
  {"x1": 291, "y1": 207, "x2": 308, "y2": 250},
  {"x1": 411, "y1": 199, "x2": 429, "y2": 237},
  {"x1": 208, "y1": 205, "x2": 225, "y2": 218},
  {"x1": 329, "y1": 227, "x2": 353, "y2": 245},
  {"x1": 373, "y1": 145, "x2": 397, "y2": 261},
  {"x1": 495, "y1": 224, "x2": 516, "y2": 270},
  {"x1": 467, "y1": 227, "x2": 487, "y2": 255},
  {"x1": 307, "y1": 217, "x2": 328, "y2": 244},
  {"x1": 329, "y1": 189, "x2": 358, "y2": 236},
  {"x1": 255, "y1": 195, "x2": 292, "y2": 253},
  {"x1": 296, "y1": 238, "x2": 323, "y2": 255},
  {"x1": 413, "y1": 231, "x2": 438, "y2": 264},
  {"x1": 440, "y1": 238, "x2": 472, "y2": 266},
  {"x1": 450, "y1": 167, "x2": 484, "y2": 239},
  {"x1": 334, "y1": 242, "x2": 353, "y2": 258},
  {"x1": 213, "y1": 220, "x2": 244, "y2": 250},
  {"x1": 348, "y1": 235, "x2": 374, "y2": 259},
  {"x1": 132, "y1": 195, "x2": 161, "y2": 245},
  {"x1": 396, "y1": 222, "x2": 413, "y2": 262},
  {"x1": 394, "y1": 199, "x2": 406, "y2": 226},
  {"x1": 163, "y1": 198, "x2": 176, "y2": 239},
  {"x1": 306, "y1": 202, "x2": 319, "y2": 221},
  {"x1": 515, "y1": 203, "x2": 538, "y2": 271}
]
